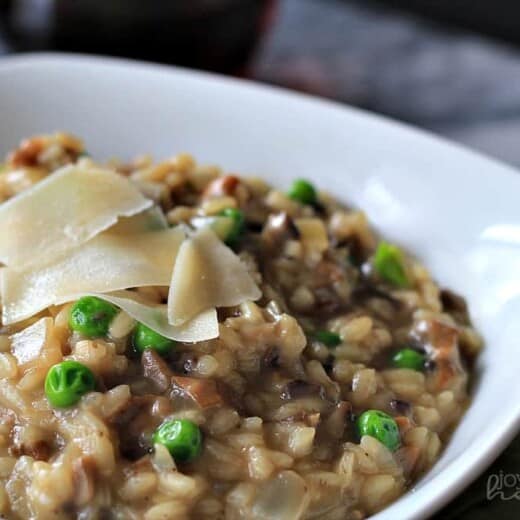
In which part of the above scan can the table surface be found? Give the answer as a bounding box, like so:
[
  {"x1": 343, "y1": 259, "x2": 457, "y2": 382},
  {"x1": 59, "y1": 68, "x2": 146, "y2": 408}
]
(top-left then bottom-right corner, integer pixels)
[{"x1": 1, "y1": 0, "x2": 519, "y2": 517}]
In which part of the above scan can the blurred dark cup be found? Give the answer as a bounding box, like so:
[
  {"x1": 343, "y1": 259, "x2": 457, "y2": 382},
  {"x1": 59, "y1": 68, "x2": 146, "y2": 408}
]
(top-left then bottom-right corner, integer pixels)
[{"x1": 5, "y1": 0, "x2": 277, "y2": 73}]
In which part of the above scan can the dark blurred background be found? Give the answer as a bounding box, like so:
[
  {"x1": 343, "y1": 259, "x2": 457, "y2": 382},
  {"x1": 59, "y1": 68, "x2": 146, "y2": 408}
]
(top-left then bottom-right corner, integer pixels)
[
  {"x1": 0, "y1": 0, "x2": 276, "y2": 72},
  {"x1": 0, "y1": 2, "x2": 519, "y2": 516}
]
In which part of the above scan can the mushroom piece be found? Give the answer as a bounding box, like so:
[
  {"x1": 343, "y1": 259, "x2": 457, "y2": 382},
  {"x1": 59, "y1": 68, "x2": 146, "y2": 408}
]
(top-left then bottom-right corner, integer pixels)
[
  {"x1": 394, "y1": 415, "x2": 414, "y2": 436},
  {"x1": 202, "y1": 175, "x2": 240, "y2": 198},
  {"x1": 171, "y1": 375, "x2": 223, "y2": 409},
  {"x1": 323, "y1": 401, "x2": 352, "y2": 439},
  {"x1": 7, "y1": 133, "x2": 84, "y2": 168},
  {"x1": 261, "y1": 212, "x2": 300, "y2": 251},
  {"x1": 389, "y1": 399, "x2": 412, "y2": 417},
  {"x1": 440, "y1": 289, "x2": 470, "y2": 325},
  {"x1": 412, "y1": 319, "x2": 464, "y2": 391},
  {"x1": 11, "y1": 424, "x2": 52, "y2": 461},
  {"x1": 280, "y1": 380, "x2": 324, "y2": 401},
  {"x1": 352, "y1": 282, "x2": 402, "y2": 309},
  {"x1": 114, "y1": 394, "x2": 174, "y2": 460},
  {"x1": 141, "y1": 350, "x2": 173, "y2": 393},
  {"x1": 8, "y1": 137, "x2": 46, "y2": 168}
]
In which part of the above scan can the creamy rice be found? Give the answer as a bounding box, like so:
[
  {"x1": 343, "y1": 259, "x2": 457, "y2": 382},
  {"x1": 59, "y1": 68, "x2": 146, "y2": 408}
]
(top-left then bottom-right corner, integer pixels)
[{"x1": 0, "y1": 134, "x2": 482, "y2": 519}]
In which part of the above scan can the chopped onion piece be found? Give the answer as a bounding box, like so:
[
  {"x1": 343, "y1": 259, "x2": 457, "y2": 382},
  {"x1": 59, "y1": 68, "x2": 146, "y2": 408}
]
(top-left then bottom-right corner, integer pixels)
[
  {"x1": 0, "y1": 164, "x2": 152, "y2": 268},
  {"x1": 75, "y1": 291, "x2": 218, "y2": 342},
  {"x1": 1, "y1": 228, "x2": 184, "y2": 325},
  {"x1": 151, "y1": 443, "x2": 176, "y2": 472},
  {"x1": 10, "y1": 317, "x2": 53, "y2": 365},
  {"x1": 168, "y1": 227, "x2": 261, "y2": 325},
  {"x1": 251, "y1": 471, "x2": 309, "y2": 520}
]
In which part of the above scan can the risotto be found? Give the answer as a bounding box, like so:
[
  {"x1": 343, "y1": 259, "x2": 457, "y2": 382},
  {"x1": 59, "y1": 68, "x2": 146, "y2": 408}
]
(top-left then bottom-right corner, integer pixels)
[{"x1": 0, "y1": 134, "x2": 483, "y2": 519}]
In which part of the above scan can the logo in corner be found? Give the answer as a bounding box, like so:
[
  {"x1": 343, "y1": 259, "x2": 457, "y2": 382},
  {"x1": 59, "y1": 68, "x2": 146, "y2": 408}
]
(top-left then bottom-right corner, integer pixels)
[{"x1": 487, "y1": 471, "x2": 520, "y2": 501}]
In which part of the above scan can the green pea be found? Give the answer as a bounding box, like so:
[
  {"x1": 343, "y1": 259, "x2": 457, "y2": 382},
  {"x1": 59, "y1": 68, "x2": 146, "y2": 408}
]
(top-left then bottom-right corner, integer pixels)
[
  {"x1": 218, "y1": 208, "x2": 245, "y2": 244},
  {"x1": 373, "y1": 242, "x2": 409, "y2": 288},
  {"x1": 392, "y1": 348, "x2": 425, "y2": 371},
  {"x1": 357, "y1": 410, "x2": 400, "y2": 452},
  {"x1": 69, "y1": 296, "x2": 118, "y2": 338},
  {"x1": 133, "y1": 323, "x2": 176, "y2": 355},
  {"x1": 287, "y1": 179, "x2": 317, "y2": 205},
  {"x1": 44, "y1": 360, "x2": 95, "y2": 408},
  {"x1": 315, "y1": 330, "x2": 342, "y2": 347},
  {"x1": 152, "y1": 419, "x2": 202, "y2": 462}
]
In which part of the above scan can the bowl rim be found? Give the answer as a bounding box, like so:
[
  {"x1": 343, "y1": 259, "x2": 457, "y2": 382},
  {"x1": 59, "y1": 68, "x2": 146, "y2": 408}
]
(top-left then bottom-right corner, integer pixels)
[
  {"x1": 0, "y1": 52, "x2": 519, "y2": 520},
  {"x1": 2, "y1": 51, "x2": 520, "y2": 181}
]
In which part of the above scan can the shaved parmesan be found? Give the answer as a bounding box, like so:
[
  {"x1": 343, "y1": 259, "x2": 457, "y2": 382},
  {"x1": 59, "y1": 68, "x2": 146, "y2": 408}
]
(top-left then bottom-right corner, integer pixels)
[
  {"x1": 1, "y1": 228, "x2": 184, "y2": 325},
  {"x1": 110, "y1": 206, "x2": 168, "y2": 234},
  {"x1": 10, "y1": 317, "x2": 53, "y2": 365},
  {"x1": 190, "y1": 215, "x2": 235, "y2": 241},
  {"x1": 0, "y1": 164, "x2": 152, "y2": 268},
  {"x1": 131, "y1": 179, "x2": 169, "y2": 203},
  {"x1": 168, "y1": 227, "x2": 261, "y2": 326},
  {"x1": 79, "y1": 291, "x2": 218, "y2": 342}
]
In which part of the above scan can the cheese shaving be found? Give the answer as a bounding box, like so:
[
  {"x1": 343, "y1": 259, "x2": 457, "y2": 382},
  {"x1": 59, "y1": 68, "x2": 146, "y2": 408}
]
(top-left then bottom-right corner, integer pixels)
[
  {"x1": 110, "y1": 206, "x2": 168, "y2": 234},
  {"x1": 1, "y1": 228, "x2": 184, "y2": 325},
  {"x1": 77, "y1": 291, "x2": 219, "y2": 342},
  {"x1": 168, "y1": 227, "x2": 261, "y2": 326},
  {"x1": 0, "y1": 164, "x2": 152, "y2": 268}
]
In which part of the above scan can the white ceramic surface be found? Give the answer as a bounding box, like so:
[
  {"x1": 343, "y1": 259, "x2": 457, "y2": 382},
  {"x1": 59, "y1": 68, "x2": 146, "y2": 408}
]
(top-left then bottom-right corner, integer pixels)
[{"x1": 0, "y1": 53, "x2": 519, "y2": 520}]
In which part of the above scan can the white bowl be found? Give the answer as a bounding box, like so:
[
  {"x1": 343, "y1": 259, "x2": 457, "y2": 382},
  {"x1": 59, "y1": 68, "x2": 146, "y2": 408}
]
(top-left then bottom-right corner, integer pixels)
[{"x1": 1, "y1": 53, "x2": 519, "y2": 519}]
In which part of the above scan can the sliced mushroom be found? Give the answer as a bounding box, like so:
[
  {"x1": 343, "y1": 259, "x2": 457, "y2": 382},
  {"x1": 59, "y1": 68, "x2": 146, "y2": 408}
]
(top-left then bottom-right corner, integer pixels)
[
  {"x1": 389, "y1": 399, "x2": 412, "y2": 417},
  {"x1": 11, "y1": 440, "x2": 50, "y2": 462},
  {"x1": 352, "y1": 282, "x2": 402, "y2": 309},
  {"x1": 411, "y1": 319, "x2": 464, "y2": 391},
  {"x1": 323, "y1": 401, "x2": 352, "y2": 439},
  {"x1": 171, "y1": 375, "x2": 223, "y2": 409},
  {"x1": 263, "y1": 347, "x2": 281, "y2": 369},
  {"x1": 281, "y1": 380, "x2": 323, "y2": 401},
  {"x1": 8, "y1": 137, "x2": 46, "y2": 168},
  {"x1": 114, "y1": 395, "x2": 173, "y2": 460},
  {"x1": 440, "y1": 289, "x2": 470, "y2": 325},
  {"x1": 394, "y1": 415, "x2": 414, "y2": 436},
  {"x1": 261, "y1": 212, "x2": 300, "y2": 251},
  {"x1": 10, "y1": 425, "x2": 51, "y2": 461},
  {"x1": 313, "y1": 260, "x2": 346, "y2": 286},
  {"x1": 203, "y1": 175, "x2": 240, "y2": 198},
  {"x1": 141, "y1": 350, "x2": 173, "y2": 393},
  {"x1": 7, "y1": 134, "x2": 83, "y2": 168}
]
